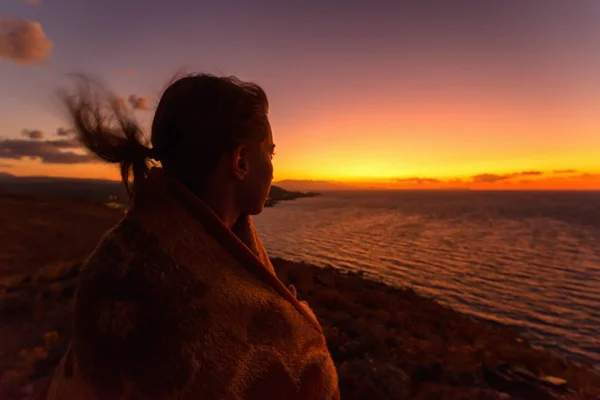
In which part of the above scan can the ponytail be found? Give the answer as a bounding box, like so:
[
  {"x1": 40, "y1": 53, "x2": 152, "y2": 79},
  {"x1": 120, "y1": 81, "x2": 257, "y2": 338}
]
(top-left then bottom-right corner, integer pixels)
[{"x1": 60, "y1": 76, "x2": 153, "y2": 197}]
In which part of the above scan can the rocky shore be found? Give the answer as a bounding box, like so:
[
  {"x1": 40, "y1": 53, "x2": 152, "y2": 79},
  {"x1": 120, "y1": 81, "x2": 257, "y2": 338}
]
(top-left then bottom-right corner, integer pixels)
[
  {"x1": 1, "y1": 193, "x2": 599, "y2": 399},
  {"x1": 265, "y1": 185, "x2": 320, "y2": 207}
]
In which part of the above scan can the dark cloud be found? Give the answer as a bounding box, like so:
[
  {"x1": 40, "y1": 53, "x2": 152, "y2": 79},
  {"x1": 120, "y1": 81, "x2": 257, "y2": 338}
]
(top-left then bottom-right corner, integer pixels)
[
  {"x1": 55, "y1": 127, "x2": 74, "y2": 136},
  {"x1": 21, "y1": 129, "x2": 44, "y2": 139},
  {"x1": 0, "y1": 138, "x2": 95, "y2": 164},
  {"x1": 24, "y1": 0, "x2": 41, "y2": 5},
  {"x1": 517, "y1": 171, "x2": 543, "y2": 177},
  {"x1": 394, "y1": 177, "x2": 442, "y2": 185},
  {"x1": 553, "y1": 169, "x2": 578, "y2": 174},
  {"x1": 128, "y1": 94, "x2": 150, "y2": 110},
  {"x1": 0, "y1": 18, "x2": 53, "y2": 65},
  {"x1": 46, "y1": 138, "x2": 80, "y2": 149},
  {"x1": 472, "y1": 174, "x2": 507, "y2": 183},
  {"x1": 472, "y1": 171, "x2": 543, "y2": 183}
]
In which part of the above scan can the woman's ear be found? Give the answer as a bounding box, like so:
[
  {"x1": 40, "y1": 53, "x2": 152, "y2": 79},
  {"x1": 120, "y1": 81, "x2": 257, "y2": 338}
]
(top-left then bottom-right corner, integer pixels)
[{"x1": 232, "y1": 145, "x2": 249, "y2": 180}]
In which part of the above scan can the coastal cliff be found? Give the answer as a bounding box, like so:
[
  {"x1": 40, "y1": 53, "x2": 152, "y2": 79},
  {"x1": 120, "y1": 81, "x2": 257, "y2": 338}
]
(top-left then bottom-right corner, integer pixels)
[
  {"x1": 265, "y1": 185, "x2": 320, "y2": 207},
  {"x1": 0, "y1": 193, "x2": 599, "y2": 399}
]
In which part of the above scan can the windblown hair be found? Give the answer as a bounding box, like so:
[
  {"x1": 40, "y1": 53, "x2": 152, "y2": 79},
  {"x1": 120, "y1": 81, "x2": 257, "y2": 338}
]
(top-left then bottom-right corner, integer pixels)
[{"x1": 61, "y1": 73, "x2": 269, "y2": 197}]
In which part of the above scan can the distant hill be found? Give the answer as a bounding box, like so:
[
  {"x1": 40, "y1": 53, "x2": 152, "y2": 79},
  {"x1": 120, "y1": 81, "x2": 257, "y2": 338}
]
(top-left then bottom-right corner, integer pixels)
[
  {"x1": 0, "y1": 171, "x2": 16, "y2": 179},
  {"x1": 0, "y1": 173, "x2": 128, "y2": 204},
  {"x1": 265, "y1": 185, "x2": 319, "y2": 207},
  {"x1": 0, "y1": 173, "x2": 318, "y2": 207}
]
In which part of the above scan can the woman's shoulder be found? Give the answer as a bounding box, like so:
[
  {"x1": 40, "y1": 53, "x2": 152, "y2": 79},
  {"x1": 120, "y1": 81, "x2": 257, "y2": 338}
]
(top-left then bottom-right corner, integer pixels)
[
  {"x1": 76, "y1": 214, "x2": 202, "y2": 299},
  {"x1": 72, "y1": 213, "x2": 210, "y2": 349}
]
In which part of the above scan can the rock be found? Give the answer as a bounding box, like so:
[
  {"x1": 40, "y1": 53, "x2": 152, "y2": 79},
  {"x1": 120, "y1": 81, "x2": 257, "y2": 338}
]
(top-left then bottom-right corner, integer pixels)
[
  {"x1": 413, "y1": 384, "x2": 509, "y2": 400},
  {"x1": 31, "y1": 341, "x2": 69, "y2": 381},
  {"x1": 43, "y1": 331, "x2": 60, "y2": 348},
  {"x1": 47, "y1": 279, "x2": 76, "y2": 299},
  {"x1": 342, "y1": 340, "x2": 364, "y2": 358},
  {"x1": 338, "y1": 332, "x2": 350, "y2": 346},
  {"x1": 0, "y1": 274, "x2": 28, "y2": 290},
  {"x1": 31, "y1": 347, "x2": 48, "y2": 360},
  {"x1": 35, "y1": 262, "x2": 80, "y2": 283},
  {"x1": 337, "y1": 323, "x2": 360, "y2": 340},
  {"x1": 339, "y1": 358, "x2": 411, "y2": 400},
  {"x1": 314, "y1": 272, "x2": 336, "y2": 288},
  {"x1": 482, "y1": 364, "x2": 560, "y2": 400},
  {"x1": 507, "y1": 365, "x2": 537, "y2": 381},
  {"x1": 447, "y1": 369, "x2": 476, "y2": 386},
  {"x1": 540, "y1": 375, "x2": 567, "y2": 387},
  {"x1": 503, "y1": 366, "x2": 568, "y2": 390},
  {"x1": 21, "y1": 383, "x2": 33, "y2": 395},
  {"x1": 327, "y1": 310, "x2": 353, "y2": 326},
  {"x1": 410, "y1": 361, "x2": 443, "y2": 383},
  {"x1": 0, "y1": 291, "x2": 33, "y2": 318}
]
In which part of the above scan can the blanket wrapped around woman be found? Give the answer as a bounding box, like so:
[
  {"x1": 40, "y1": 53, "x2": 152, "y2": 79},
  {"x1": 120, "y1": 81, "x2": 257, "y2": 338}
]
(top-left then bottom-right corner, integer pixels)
[{"x1": 45, "y1": 168, "x2": 339, "y2": 399}]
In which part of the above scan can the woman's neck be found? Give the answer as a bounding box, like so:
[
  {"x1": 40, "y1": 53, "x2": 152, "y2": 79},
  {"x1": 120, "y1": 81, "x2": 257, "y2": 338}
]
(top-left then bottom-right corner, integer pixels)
[
  {"x1": 178, "y1": 172, "x2": 241, "y2": 229},
  {"x1": 202, "y1": 195, "x2": 240, "y2": 229},
  {"x1": 193, "y1": 185, "x2": 240, "y2": 229}
]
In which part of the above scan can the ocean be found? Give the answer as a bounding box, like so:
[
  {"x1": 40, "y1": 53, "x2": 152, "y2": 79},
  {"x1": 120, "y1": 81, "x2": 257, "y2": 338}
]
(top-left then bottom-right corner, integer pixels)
[{"x1": 253, "y1": 190, "x2": 600, "y2": 368}]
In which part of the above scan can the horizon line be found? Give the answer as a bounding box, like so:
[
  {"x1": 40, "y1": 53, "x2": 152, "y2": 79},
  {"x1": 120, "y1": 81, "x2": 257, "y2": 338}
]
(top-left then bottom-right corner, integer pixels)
[{"x1": 1, "y1": 172, "x2": 599, "y2": 192}]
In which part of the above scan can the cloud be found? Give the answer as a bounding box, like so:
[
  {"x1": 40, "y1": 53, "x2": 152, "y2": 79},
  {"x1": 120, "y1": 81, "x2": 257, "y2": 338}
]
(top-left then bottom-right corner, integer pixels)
[
  {"x1": 55, "y1": 127, "x2": 74, "y2": 136},
  {"x1": 472, "y1": 174, "x2": 507, "y2": 183},
  {"x1": 578, "y1": 173, "x2": 600, "y2": 180},
  {"x1": 46, "y1": 138, "x2": 80, "y2": 148},
  {"x1": 394, "y1": 177, "x2": 442, "y2": 185},
  {"x1": 553, "y1": 169, "x2": 578, "y2": 174},
  {"x1": 113, "y1": 97, "x2": 127, "y2": 110},
  {"x1": 516, "y1": 171, "x2": 543, "y2": 177},
  {"x1": 21, "y1": 129, "x2": 44, "y2": 139},
  {"x1": 0, "y1": 162, "x2": 13, "y2": 168},
  {"x1": 0, "y1": 138, "x2": 95, "y2": 164},
  {"x1": 0, "y1": 18, "x2": 53, "y2": 65},
  {"x1": 128, "y1": 94, "x2": 150, "y2": 110},
  {"x1": 112, "y1": 94, "x2": 151, "y2": 111},
  {"x1": 472, "y1": 171, "x2": 543, "y2": 183},
  {"x1": 24, "y1": 0, "x2": 41, "y2": 5}
]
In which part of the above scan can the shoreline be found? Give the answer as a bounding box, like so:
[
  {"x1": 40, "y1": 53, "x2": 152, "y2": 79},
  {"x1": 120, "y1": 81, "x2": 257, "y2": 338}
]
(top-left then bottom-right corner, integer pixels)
[{"x1": 271, "y1": 256, "x2": 597, "y2": 370}]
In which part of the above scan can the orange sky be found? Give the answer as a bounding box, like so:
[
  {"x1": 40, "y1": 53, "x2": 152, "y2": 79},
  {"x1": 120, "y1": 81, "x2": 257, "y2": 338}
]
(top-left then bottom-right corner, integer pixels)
[{"x1": 1, "y1": 0, "x2": 599, "y2": 190}]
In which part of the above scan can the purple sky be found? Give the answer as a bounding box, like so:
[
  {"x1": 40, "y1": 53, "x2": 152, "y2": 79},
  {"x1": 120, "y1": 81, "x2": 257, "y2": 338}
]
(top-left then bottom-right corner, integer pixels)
[{"x1": 1, "y1": 0, "x2": 600, "y2": 184}]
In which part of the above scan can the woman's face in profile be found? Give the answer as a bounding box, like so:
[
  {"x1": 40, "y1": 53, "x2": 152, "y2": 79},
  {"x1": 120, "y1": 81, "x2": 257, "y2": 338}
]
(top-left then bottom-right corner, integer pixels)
[{"x1": 240, "y1": 120, "x2": 274, "y2": 215}]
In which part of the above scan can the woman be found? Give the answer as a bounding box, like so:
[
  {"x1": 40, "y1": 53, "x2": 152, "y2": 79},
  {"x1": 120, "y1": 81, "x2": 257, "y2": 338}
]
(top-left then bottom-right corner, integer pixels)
[{"x1": 45, "y1": 74, "x2": 339, "y2": 399}]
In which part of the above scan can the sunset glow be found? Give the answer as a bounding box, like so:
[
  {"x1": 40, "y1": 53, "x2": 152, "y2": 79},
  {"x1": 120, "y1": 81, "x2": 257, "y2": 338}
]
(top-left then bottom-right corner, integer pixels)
[{"x1": 1, "y1": 0, "x2": 599, "y2": 190}]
